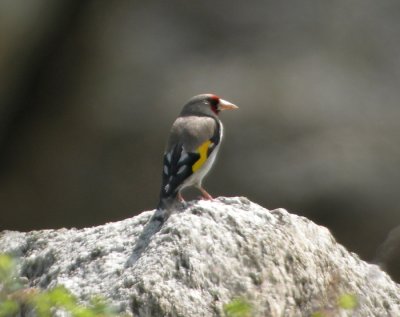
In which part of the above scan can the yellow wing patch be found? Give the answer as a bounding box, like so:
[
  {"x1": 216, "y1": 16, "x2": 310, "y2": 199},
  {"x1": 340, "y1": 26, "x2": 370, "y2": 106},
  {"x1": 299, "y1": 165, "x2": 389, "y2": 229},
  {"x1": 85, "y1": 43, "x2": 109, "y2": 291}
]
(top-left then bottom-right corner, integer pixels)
[{"x1": 192, "y1": 140, "x2": 212, "y2": 172}]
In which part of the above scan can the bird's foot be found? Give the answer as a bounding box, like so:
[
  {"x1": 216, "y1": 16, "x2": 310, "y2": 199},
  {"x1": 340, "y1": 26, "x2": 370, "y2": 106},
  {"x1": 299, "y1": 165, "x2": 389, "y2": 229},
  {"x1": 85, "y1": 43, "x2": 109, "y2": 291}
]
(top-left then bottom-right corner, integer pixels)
[
  {"x1": 177, "y1": 192, "x2": 185, "y2": 202},
  {"x1": 199, "y1": 187, "x2": 213, "y2": 200}
]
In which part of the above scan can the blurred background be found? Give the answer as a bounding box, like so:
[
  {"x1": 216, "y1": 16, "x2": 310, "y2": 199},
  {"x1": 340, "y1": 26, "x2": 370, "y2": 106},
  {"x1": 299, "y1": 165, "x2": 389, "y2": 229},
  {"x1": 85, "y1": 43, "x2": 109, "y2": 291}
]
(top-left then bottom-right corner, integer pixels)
[{"x1": 1, "y1": 1, "x2": 400, "y2": 280}]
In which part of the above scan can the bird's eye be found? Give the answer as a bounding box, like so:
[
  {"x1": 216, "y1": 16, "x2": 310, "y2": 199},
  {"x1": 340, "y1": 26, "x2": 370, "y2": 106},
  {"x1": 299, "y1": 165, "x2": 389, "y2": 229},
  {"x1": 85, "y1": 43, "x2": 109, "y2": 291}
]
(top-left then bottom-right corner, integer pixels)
[{"x1": 209, "y1": 96, "x2": 220, "y2": 113}]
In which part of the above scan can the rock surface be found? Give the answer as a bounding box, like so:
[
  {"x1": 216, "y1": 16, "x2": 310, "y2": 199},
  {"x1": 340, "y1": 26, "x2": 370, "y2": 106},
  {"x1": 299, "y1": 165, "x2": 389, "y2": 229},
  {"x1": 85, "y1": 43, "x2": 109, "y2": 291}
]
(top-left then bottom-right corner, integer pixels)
[{"x1": 1, "y1": 197, "x2": 399, "y2": 317}]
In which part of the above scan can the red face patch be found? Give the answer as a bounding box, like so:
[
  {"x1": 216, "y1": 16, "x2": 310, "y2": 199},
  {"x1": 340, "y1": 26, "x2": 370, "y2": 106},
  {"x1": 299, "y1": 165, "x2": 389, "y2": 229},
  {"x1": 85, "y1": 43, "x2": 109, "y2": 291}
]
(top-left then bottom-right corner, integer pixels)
[{"x1": 208, "y1": 95, "x2": 220, "y2": 114}]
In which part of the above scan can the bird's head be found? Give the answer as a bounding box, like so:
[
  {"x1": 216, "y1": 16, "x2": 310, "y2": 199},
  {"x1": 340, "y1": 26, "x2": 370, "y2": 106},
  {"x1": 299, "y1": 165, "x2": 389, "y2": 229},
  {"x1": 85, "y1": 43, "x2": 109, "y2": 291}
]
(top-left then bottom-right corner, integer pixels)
[{"x1": 180, "y1": 94, "x2": 238, "y2": 118}]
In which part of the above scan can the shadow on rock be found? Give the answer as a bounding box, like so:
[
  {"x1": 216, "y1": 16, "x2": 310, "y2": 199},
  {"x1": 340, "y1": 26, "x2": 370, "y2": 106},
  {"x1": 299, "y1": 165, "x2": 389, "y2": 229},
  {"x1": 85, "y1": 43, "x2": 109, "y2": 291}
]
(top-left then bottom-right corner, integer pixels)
[{"x1": 125, "y1": 208, "x2": 169, "y2": 267}]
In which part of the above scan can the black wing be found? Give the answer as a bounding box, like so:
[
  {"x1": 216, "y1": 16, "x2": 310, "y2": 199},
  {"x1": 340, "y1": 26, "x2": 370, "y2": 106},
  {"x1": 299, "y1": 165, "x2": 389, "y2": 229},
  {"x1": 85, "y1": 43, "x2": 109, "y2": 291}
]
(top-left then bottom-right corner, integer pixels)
[{"x1": 158, "y1": 143, "x2": 199, "y2": 203}]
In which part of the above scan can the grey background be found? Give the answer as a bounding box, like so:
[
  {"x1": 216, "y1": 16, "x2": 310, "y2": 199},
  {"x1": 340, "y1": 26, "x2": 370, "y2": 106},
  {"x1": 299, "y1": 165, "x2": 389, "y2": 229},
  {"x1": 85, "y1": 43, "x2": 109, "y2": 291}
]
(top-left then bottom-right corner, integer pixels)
[{"x1": 1, "y1": 1, "x2": 400, "y2": 279}]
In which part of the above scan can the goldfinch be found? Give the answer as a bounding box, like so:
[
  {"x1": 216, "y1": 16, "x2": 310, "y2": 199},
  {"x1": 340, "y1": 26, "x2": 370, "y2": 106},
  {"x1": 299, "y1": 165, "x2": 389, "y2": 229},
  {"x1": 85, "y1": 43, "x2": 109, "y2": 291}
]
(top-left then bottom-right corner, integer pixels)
[{"x1": 157, "y1": 94, "x2": 238, "y2": 209}]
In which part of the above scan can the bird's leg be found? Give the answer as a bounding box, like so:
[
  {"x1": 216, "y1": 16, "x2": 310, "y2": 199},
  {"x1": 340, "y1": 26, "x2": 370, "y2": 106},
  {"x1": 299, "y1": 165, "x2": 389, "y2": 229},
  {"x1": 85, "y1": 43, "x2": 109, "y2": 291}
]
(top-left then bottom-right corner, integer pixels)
[
  {"x1": 198, "y1": 186, "x2": 213, "y2": 200},
  {"x1": 177, "y1": 192, "x2": 185, "y2": 202}
]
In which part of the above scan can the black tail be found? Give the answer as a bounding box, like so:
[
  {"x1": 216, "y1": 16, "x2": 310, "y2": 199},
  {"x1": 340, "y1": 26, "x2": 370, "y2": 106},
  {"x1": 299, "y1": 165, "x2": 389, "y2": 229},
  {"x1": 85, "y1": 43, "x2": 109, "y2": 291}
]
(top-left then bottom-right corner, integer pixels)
[
  {"x1": 158, "y1": 143, "x2": 198, "y2": 209},
  {"x1": 157, "y1": 194, "x2": 178, "y2": 210}
]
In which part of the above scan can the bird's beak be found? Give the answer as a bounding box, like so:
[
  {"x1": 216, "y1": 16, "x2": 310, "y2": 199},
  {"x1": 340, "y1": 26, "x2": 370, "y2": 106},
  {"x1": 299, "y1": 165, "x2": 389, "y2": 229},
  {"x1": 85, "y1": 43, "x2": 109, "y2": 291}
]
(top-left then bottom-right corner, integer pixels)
[{"x1": 218, "y1": 99, "x2": 239, "y2": 111}]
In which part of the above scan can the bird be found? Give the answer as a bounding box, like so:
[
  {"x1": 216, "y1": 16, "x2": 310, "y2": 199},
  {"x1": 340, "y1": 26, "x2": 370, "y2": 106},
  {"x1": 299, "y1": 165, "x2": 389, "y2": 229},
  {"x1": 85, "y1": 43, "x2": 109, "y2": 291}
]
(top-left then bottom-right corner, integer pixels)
[{"x1": 157, "y1": 94, "x2": 238, "y2": 210}]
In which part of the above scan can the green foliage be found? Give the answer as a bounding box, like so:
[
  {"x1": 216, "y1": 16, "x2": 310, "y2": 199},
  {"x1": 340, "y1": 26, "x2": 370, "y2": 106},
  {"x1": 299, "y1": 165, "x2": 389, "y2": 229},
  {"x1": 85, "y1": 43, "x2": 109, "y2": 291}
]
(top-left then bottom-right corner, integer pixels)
[
  {"x1": 0, "y1": 253, "x2": 125, "y2": 317},
  {"x1": 311, "y1": 293, "x2": 358, "y2": 316},
  {"x1": 33, "y1": 286, "x2": 117, "y2": 317},
  {"x1": 338, "y1": 293, "x2": 358, "y2": 310},
  {"x1": 0, "y1": 254, "x2": 20, "y2": 293},
  {"x1": 0, "y1": 254, "x2": 20, "y2": 317},
  {"x1": 0, "y1": 254, "x2": 14, "y2": 280},
  {"x1": 310, "y1": 312, "x2": 325, "y2": 317},
  {"x1": 223, "y1": 298, "x2": 253, "y2": 317},
  {"x1": 0, "y1": 299, "x2": 19, "y2": 317}
]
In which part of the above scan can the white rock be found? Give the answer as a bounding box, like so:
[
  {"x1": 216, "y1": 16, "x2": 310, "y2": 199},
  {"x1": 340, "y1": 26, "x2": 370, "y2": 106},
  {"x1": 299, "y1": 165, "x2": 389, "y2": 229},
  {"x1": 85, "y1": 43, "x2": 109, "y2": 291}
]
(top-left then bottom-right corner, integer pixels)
[{"x1": 1, "y1": 197, "x2": 399, "y2": 316}]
